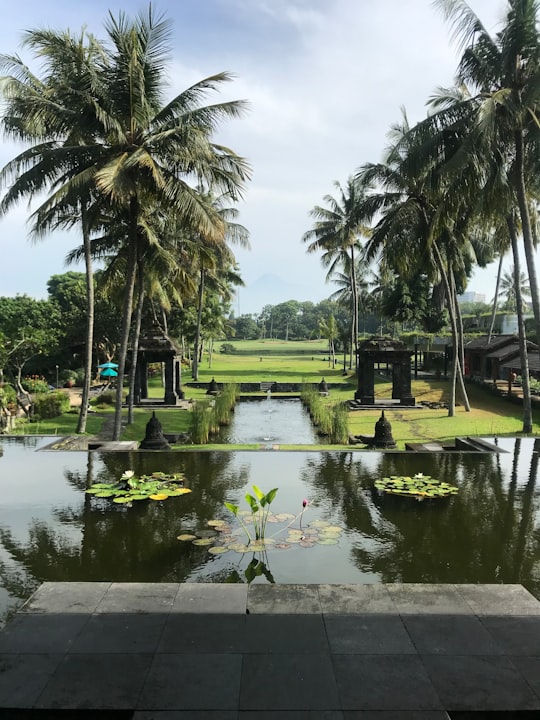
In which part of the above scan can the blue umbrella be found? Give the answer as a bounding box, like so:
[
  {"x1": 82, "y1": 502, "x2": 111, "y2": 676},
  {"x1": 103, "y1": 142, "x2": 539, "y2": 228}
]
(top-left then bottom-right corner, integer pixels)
[
  {"x1": 100, "y1": 367, "x2": 118, "y2": 378},
  {"x1": 98, "y1": 362, "x2": 119, "y2": 369}
]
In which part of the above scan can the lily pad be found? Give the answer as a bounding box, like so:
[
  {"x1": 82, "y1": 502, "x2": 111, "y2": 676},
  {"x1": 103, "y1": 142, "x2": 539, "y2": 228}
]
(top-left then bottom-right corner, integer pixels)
[
  {"x1": 192, "y1": 538, "x2": 214, "y2": 546},
  {"x1": 177, "y1": 534, "x2": 197, "y2": 541},
  {"x1": 149, "y1": 493, "x2": 169, "y2": 501},
  {"x1": 208, "y1": 546, "x2": 229, "y2": 555},
  {"x1": 207, "y1": 519, "x2": 227, "y2": 527},
  {"x1": 112, "y1": 496, "x2": 132, "y2": 504},
  {"x1": 316, "y1": 537, "x2": 339, "y2": 545}
]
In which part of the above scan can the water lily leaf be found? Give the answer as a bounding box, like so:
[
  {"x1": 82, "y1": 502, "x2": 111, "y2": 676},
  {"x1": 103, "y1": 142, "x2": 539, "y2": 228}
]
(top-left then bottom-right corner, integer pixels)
[
  {"x1": 177, "y1": 534, "x2": 197, "y2": 541},
  {"x1": 89, "y1": 483, "x2": 115, "y2": 489},
  {"x1": 113, "y1": 496, "x2": 132, "y2": 504},
  {"x1": 173, "y1": 488, "x2": 192, "y2": 495},
  {"x1": 249, "y1": 541, "x2": 266, "y2": 552},
  {"x1": 130, "y1": 494, "x2": 150, "y2": 501},
  {"x1": 196, "y1": 529, "x2": 217, "y2": 539},
  {"x1": 299, "y1": 540, "x2": 316, "y2": 548},
  {"x1": 274, "y1": 513, "x2": 295, "y2": 521},
  {"x1": 274, "y1": 543, "x2": 291, "y2": 550},
  {"x1": 192, "y1": 538, "x2": 214, "y2": 546},
  {"x1": 95, "y1": 491, "x2": 116, "y2": 498},
  {"x1": 207, "y1": 519, "x2": 227, "y2": 527},
  {"x1": 285, "y1": 536, "x2": 302, "y2": 544},
  {"x1": 149, "y1": 493, "x2": 168, "y2": 501},
  {"x1": 227, "y1": 542, "x2": 250, "y2": 553},
  {"x1": 309, "y1": 520, "x2": 330, "y2": 528},
  {"x1": 208, "y1": 546, "x2": 229, "y2": 555},
  {"x1": 316, "y1": 537, "x2": 339, "y2": 545},
  {"x1": 321, "y1": 525, "x2": 343, "y2": 534}
]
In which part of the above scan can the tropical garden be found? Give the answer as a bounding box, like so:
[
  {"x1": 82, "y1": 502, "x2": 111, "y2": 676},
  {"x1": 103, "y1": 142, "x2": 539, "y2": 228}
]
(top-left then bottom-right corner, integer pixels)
[{"x1": 1, "y1": 1, "x2": 540, "y2": 443}]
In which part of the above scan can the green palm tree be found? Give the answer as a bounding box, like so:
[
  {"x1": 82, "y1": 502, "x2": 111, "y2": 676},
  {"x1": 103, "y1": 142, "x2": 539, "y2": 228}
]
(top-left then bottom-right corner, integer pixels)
[
  {"x1": 434, "y1": 0, "x2": 540, "y2": 345},
  {"x1": 1, "y1": 7, "x2": 251, "y2": 440},
  {"x1": 303, "y1": 177, "x2": 369, "y2": 365},
  {"x1": 496, "y1": 266, "x2": 532, "y2": 311},
  {"x1": 0, "y1": 28, "x2": 107, "y2": 433}
]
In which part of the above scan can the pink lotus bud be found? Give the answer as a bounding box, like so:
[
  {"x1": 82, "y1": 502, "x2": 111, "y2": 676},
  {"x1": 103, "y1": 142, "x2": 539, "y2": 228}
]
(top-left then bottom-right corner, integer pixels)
[{"x1": 302, "y1": 499, "x2": 308, "y2": 508}]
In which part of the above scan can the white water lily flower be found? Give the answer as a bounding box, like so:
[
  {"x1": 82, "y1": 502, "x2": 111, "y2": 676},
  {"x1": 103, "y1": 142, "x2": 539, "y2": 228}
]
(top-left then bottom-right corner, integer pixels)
[
  {"x1": 121, "y1": 470, "x2": 135, "y2": 479},
  {"x1": 414, "y1": 473, "x2": 425, "y2": 478}
]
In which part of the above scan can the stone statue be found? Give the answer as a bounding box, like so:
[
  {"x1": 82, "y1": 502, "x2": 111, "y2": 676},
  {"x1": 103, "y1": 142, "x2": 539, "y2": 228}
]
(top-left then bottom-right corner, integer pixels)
[{"x1": 139, "y1": 411, "x2": 171, "y2": 450}]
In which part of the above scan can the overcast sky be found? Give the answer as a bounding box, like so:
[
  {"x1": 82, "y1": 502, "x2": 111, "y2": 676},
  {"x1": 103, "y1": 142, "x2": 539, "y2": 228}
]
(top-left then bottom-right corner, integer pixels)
[{"x1": 0, "y1": 0, "x2": 526, "y2": 314}]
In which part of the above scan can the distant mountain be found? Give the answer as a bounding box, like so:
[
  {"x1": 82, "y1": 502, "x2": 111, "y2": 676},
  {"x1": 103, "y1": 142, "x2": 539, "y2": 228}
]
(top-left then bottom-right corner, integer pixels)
[{"x1": 233, "y1": 274, "x2": 329, "y2": 315}]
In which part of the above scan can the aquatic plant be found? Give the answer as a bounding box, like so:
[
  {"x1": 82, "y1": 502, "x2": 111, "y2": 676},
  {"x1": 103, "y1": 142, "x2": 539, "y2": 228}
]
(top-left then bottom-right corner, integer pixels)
[
  {"x1": 86, "y1": 470, "x2": 192, "y2": 504},
  {"x1": 374, "y1": 473, "x2": 458, "y2": 500},
  {"x1": 225, "y1": 485, "x2": 278, "y2": 542}
]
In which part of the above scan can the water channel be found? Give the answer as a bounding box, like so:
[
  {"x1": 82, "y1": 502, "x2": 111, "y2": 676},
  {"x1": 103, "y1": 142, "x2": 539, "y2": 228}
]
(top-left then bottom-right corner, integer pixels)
[
  {"x1": 0, "y1": 433, "x2": 539, "y2": 626},
  {"x1": 217, "y1": 396, "x2": 319, "y2": 445}
]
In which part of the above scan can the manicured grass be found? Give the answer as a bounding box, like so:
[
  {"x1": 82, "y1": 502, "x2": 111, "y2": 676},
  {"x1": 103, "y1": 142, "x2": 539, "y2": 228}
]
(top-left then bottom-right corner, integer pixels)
[{"x1": 9, "y1": 410, "x2": 105, "y2": 436}]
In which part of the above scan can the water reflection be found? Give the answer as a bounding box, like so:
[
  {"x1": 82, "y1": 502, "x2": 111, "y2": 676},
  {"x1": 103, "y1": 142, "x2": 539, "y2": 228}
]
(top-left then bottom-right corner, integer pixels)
[{"x1": 0, "y1": 436, "x2": 539, "y2": 625}]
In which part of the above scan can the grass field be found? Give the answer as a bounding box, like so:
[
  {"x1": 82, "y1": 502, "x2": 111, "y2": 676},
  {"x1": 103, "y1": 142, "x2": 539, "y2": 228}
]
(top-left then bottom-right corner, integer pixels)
[{"x1": 8, "y1": 339, "x2": 540, "y2": 448}]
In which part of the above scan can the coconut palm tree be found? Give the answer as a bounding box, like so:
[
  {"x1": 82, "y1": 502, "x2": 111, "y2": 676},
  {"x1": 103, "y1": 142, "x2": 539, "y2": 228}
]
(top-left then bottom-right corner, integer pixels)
[
  {"x1": 0, "y1": 28, "x2": 107, "y2": 433},
  {"x1": 496, "y1": 266, "x2": 532, "y2": 311},
  {"x1": 433, "y1": 0, "x2": 540, "y2": 345},
  {"x1": 1, "y1": 7, "x2": 251, "y2": 440},
  {"x1": 303, "y1": 177, "x2": 369, "y2": 365}
]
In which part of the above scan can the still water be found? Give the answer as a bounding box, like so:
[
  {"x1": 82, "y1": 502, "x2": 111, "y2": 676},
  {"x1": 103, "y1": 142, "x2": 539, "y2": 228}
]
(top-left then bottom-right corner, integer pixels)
[
  {"x1": 0, "y1": 435, "x2": 539, "y2": 624},
  {"x1": 217, "y1": 397, "x2": 319, "y2": 445}
]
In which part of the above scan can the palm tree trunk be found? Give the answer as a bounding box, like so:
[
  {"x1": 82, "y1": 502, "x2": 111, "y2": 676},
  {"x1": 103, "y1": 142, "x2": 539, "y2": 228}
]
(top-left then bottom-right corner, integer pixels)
[
  {"x1": 112, "y1": 197, "x2": 139, "y2": 441},
  {"x1": 76, "y1": 202, "x2": 94, "y2": 434},
  {"x1": 508, "y1": 214, "x2": 532, "y2": 433},
  {"x1": 127, "y1": 270, "x2": 145, "y2": 425},
  {"x1": 514, "y1": 130, "x2": 540, "y2": 345},
  {"x1": 192, "y1": 267, "x2": 204, "y2": 381},
  {"x1": 488, "y1": 253, "x2": 504, "y2": 343},
  {"x1": 451, "y1": 270, "x2": 471, "y2": 411}
]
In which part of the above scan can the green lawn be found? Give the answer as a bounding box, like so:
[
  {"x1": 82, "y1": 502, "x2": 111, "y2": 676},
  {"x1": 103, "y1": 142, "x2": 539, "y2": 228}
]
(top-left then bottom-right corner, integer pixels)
[{"x1": 8, "y1": 340, "x2": 540, "y2": 449}]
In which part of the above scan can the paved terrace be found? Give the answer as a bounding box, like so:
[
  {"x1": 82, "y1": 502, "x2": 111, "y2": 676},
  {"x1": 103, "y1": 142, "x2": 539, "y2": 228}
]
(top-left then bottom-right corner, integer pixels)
[{"x1": 1, "y1": 583, "x2": 540, "y2": 718}]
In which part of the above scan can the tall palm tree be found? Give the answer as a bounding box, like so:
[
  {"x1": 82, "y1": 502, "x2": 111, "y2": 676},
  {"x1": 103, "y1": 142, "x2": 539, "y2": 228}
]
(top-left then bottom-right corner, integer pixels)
[
  {"x1": 434, "y1": 0, "x2": 540, "y2": 345},
  {"x1": 496, "y1": 266, "x2": 532, "y2": 311},
  {"x1": 1, "y1": 7, "x2": 251, "y2": 440},
  {"x1": 0, "y1": 28, "x2": 107, "y2": 433},
  {"x1": 303, "y1": 177, "x2": 369, "y2": 365}
]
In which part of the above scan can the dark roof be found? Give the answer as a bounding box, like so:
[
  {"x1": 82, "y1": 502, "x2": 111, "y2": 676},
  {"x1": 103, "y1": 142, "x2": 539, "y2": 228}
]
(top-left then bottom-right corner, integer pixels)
[
  {"x1": 487, "y1": 340, "x2": 538, "y2": 361},
  {"x1": 465, "y1": 335, "x2": 516, "y2": 351},
  {"x1": 500, "y1": 349, "x2": 540, "y2": 373}
]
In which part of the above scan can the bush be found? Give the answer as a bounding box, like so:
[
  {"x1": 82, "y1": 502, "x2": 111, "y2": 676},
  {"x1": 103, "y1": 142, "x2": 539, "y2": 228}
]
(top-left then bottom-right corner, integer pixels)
[
  {"x1": 21, "y1": 376, "x2": 50, "y2": 394},
  {"x1": 95, "y1": 391, "x2": 116, "y2": 406},
  {"x1": 0, "y1": 383, "x2": 17, "y2": 407},
  {"x1": 33, "y1": 391, "x2": 70, "y2": 419},
  {"x1": 220, "y1": 343, "x2": 236, "y2": 354}
]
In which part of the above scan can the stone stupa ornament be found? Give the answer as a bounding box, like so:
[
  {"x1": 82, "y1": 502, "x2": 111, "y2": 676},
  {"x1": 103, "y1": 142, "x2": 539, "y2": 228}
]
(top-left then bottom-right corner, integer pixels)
[
  {"x1": 139, "y1": 411, "x2": 171, "y2": 450},
  {"x1": 353, "y1": 410, "x2": 396, "y2": 448}
]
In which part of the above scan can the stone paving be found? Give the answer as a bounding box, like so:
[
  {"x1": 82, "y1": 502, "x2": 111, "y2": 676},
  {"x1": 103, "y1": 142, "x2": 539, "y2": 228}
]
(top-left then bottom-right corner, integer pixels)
[{"x1": 0, "y1": 582, "x2": 540, "y2": 718}]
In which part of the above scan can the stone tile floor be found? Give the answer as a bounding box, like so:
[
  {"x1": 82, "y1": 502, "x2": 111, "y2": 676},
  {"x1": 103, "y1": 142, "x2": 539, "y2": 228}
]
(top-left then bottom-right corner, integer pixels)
[{"x1": 0, "y1": 582, "x2": 539, "y2": 718}]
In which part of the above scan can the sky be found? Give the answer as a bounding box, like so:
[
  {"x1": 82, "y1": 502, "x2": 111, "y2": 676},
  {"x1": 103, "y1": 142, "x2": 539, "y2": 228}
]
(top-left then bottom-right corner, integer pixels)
[{"x1": 0, "y1": 0, "x2": 529, "y2": 315}]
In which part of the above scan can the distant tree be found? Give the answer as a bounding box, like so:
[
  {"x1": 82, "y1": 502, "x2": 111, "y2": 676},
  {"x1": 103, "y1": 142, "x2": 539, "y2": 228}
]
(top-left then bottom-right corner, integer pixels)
[{"x1": 234, "y1": 315, "x2": 259, "y2": 340}]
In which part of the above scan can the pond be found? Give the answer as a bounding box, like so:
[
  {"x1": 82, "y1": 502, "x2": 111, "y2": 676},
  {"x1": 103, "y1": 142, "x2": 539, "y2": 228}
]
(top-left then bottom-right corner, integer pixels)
[
  {"x1": 217, "y1": 397, "x2": 319, "y2": 445},
  {"x1": 0, "y1": 435, "x2": 539, "y2": 625}
]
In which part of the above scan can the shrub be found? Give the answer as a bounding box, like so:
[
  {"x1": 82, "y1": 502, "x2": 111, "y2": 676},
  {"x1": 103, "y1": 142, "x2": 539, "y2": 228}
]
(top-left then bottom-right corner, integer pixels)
[
  {"x1": 220, "y1": 343, "x2": 236, "y2": 354},
  {"x1": 21, "y1": 376, "x2": 50, "y2": 394},
  {"x1": 33, "y1": 391, "x2": 70, "y2": 419},
  {"x1": 0, "y1": 383, "x2": 17, "y2": 407},
  {"x1": 95, "y1": 391, "x2": 116, "y2": 406}
]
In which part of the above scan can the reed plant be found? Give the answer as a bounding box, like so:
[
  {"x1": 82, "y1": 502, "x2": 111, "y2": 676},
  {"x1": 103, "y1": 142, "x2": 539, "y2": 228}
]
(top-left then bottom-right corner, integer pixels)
[
  {"x1": 331, "y1": 402, "x2": 349, "y2": 444},
  {"x1": 190, "y1": 401, "x2": 212, "y2": 443}
]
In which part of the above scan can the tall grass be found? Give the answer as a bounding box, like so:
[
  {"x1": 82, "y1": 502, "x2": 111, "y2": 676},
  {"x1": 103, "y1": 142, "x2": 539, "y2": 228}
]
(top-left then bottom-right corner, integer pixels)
[
  {"x1": 190, "y1": 383, "x2": 239, "y2": 443},
  {"x1": 301, "y1": 384, "x2": 348, "y2": 442}
]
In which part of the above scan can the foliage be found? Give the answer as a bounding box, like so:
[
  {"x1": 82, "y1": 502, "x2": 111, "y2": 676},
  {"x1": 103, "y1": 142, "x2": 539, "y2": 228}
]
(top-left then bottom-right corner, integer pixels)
[
  {"x1": 374, "y1": 473, "x2": 459, "y2": 500},
  {"x1": 86, "y1": 471, "x2": 192, "y2": 504},
  {"x1": 32, "y1": 391, "x2": 70, "y2": 419},
  {"x1": 21, "y1": 376, "x2": 50, "y2": 394},
  {"x1": 220, "y1": 343, "x2": 237, "y2": 354},
  {"x1": 224, "y1": 485, "x2": 278, "y2": 542}
]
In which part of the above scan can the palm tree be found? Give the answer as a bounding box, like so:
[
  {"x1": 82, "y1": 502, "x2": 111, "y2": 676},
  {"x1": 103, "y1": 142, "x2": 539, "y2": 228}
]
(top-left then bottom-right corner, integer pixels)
[
  {"x1": 434, "y1": 0, "x2": 540, "y2": 346},
  {"x1": 495, "y1": 266, "x2": 532, "y2": 311},
  {"x1": 0, "y1": 28, "x2": 107, "y2": 433},
  {"x1": 303, "y1": 177, "x2": 369, "y2": 365},
  {"x1": 1, "y1": 7, "x2": 251, "y2": 440}
]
